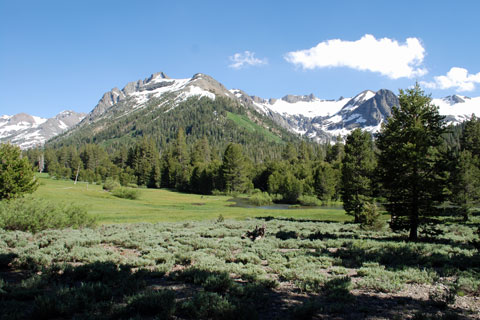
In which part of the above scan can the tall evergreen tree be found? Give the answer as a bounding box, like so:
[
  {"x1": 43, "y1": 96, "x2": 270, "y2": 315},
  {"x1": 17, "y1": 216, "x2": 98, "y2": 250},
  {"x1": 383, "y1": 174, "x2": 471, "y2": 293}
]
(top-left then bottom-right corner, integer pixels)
[
  {"x1": 313, "y1": 161, "x2": 337, "y2": 202},
  {"x1": 128, "y1": 137, "x2": 159, "y2": 186},
  {"x1": 376, "y1": 84, "x2": 448, "y2": 240},
  {"x1": 460, "y1": 115, "x2": 480, "y2": 157},
  {"x1": 172, "y1": 128, "x2": 191, "y2": 191},
  {"x1": 282, "y1": 143, "x2": 298, "y2": 164},
  {"x1": 341, "y1": 129, "x2": 376, "y2": 223},
  {"x1": 191, "y1": 137, "x2": 211, "y2": 166},
  {"x1": 0, "y1": 143, "x2": 38, "y2": 200},
  {"x1": 450, "y1": 116, "x2": 480, "y2": 221},
  {"x1": 450, "y1": 150, "x2": 480, "y2": 221},
  {"x1": 221, "y1": 143, "x2": 250, "y2": 193}
]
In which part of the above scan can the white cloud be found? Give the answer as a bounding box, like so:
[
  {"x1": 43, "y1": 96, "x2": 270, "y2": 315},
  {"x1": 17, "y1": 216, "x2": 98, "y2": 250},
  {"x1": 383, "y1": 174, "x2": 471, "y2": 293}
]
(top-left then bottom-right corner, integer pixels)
[
  {"x1": 421, "y1": 67, "x2": 480, "y2": 92},
  {"x1": 229, "y1": 51, "x2": 267, "y2": 69},
  {"x1": 285, "y1": 34, "x2": 427, "y2": 79}
]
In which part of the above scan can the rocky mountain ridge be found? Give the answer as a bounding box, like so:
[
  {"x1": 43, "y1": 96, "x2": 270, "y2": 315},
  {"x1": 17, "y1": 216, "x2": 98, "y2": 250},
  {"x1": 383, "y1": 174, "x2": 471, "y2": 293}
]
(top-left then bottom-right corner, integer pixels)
[
  {"x1": 4, "y1": 72, "x2": 480, "y2": 148},
  {"x1": 0, "y1": 111, "x2": 86, "y2": 149}
]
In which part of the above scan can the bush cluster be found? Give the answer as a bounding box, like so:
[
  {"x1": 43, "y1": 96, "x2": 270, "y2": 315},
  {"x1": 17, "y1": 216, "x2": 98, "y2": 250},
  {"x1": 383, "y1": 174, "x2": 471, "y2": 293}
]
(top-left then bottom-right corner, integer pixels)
[
  {"x1": 103, "y1": 178, "x2": 121, "y2": 191},
  {"x1": 298, "y1": 194, "x2": 322, "y2": 206},
  {"x1": 248, "y1": 191, "x2": 273, "y2": 206},
  {"x1": 0, "y1": 197, "x2": 96, "y2": 232},
  {"x1": 111, "y1": 187, "x2": 140, "y2": 200}
]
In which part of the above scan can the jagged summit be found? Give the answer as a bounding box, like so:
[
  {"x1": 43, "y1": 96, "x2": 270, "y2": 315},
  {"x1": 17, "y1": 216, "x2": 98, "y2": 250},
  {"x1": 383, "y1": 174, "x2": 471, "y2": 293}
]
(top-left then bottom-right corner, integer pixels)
[
  {"x1": 281, "y1": 94, "x2": 317, "y2": 103},
  {"x1": 85, "y1": 72, "x2": 231, "y2": 123},
  {"x1": 442, "y1": 94, "x2": 470, "y2": 105}
]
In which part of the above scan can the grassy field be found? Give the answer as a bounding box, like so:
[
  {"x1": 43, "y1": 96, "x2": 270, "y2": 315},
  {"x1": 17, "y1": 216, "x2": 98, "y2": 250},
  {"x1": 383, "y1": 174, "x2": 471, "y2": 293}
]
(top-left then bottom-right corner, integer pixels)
[
  {"x1": 33, "y1": 175, "x2": 351, "y2": 224},
  {"x1": 226, "y1": 112, "x2": 284, "y2": 143}
]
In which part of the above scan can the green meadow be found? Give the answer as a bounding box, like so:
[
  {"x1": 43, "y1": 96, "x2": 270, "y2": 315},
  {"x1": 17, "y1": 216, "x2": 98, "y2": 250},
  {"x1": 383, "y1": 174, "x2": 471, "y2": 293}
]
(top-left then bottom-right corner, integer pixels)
[{"x1": 33, "y1": 175, "x2": 350, "y2": 224}]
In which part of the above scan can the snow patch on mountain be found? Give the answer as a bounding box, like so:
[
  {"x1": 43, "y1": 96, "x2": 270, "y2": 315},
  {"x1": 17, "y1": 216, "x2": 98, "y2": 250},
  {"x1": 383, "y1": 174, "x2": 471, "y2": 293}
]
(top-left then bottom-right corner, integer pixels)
[
  {"x1": 86, "y1": 72, "x2": 223, "y2": 123},
  {"x1": 432, "y1": 95, "x2": 480, "y2": 123},
  {"x1": 0, "y1": 111, "x2": 86, "y2": 149},
  {"x1": 181, "y1": 85, "x2": 216, "y2": 101},
  {"x1": 261, "y1": 97, "x2": 351, "y2": 117}
]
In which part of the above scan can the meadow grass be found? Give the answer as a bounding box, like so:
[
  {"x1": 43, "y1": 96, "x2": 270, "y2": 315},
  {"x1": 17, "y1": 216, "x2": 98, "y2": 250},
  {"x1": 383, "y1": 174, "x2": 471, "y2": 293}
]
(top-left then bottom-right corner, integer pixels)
[{"x1": 33, "y1": 175, "x2": 351, "y2": 224}]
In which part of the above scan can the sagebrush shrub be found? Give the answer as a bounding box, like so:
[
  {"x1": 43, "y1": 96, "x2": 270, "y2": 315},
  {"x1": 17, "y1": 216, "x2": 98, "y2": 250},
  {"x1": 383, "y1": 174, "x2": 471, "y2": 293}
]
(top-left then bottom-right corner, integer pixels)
[{"x1": 0, "y1": 197, "x2": 96, "y2": 232}]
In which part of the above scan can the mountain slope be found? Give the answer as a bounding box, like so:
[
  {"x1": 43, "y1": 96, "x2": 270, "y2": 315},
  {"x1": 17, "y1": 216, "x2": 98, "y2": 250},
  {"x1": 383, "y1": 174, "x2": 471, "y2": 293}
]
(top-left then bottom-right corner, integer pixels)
[
  {"x1": 240, "y1": 89, "x2": 398, "y2": 141},
  {"x1": 432, "y1": 95, "x2": 480, "y2": 123},
  {"x1": 48, "y1": 73, "x2": 299, "y2": 159},
  {"x1": 246, "y1": 90, "x2": 478, "y2": 142},
  {"x1": 0, "y1": 111, "x2": 86, "y2": 149}
]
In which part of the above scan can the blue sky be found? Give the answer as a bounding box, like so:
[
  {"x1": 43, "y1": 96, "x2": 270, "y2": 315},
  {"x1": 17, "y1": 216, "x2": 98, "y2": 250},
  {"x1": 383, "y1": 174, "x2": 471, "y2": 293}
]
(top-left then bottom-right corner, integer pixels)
[{"x1": 1, "y1": 0, "x2": 480, "y2": 118}]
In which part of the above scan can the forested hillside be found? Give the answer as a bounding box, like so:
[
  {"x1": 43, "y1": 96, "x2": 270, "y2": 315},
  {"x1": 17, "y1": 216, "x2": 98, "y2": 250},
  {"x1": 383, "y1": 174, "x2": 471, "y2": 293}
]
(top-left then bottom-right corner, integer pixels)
[{"x1": 48, "y1": 96, "x2": 300, "y2": 161}]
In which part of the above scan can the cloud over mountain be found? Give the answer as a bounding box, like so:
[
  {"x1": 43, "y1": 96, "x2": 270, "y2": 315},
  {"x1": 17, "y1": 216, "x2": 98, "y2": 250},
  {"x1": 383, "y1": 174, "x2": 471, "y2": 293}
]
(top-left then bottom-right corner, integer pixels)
[
  {"x1": 285, "y1": 34, "x2": 427, "y2": 79},
  {"x1": 229, "y1": 51, "x2": 268, "y2": 69},
  {"x1": 421, "y1": 67, "x2": 480, "y2": 92}
]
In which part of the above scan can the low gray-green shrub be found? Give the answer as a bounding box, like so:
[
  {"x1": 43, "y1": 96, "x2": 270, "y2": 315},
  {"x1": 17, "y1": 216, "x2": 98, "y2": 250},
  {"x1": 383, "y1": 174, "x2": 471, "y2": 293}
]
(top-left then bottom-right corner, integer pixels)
[
  {"x1": 0, "y1": 197, "x2": 96, "y2": 232},
  {"x1": 111, "y1": 187, "x2": 140, "y2": 200}
]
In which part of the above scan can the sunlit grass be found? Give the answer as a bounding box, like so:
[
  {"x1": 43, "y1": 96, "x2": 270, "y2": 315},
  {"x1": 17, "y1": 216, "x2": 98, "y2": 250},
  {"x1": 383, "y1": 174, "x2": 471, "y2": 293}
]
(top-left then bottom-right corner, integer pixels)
[{"x1": 33, "y1": 175, "x2": 350, "y2": 224}]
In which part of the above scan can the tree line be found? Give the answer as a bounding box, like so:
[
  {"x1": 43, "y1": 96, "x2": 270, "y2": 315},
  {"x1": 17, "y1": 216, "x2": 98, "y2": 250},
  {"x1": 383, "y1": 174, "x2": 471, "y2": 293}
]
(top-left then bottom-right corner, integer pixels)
[{"x1": 17, "y1": 84, "x2": 480, "y2": 240}]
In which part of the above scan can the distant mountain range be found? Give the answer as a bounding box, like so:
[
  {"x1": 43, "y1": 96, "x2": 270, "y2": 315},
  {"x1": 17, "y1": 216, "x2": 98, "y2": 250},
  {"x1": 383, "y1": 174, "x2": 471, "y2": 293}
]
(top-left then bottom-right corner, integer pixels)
[
  {"x1": 0, "y1": 111, "x2": 86, "y2": 149},
  {"x1": 2, "y1": 72, "x2": 479, "y2": 149}
]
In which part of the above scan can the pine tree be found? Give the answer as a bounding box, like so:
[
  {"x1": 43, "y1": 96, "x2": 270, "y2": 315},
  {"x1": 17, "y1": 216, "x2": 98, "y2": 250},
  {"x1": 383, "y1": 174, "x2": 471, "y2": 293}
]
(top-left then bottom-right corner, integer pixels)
[
  {"x1": 128, "y1": 137, "x2": 159, "y2": 186},
  {"x1": 460, "y1": 115, "x2": 480, "y2": 157},
  {"x1": 313, "y1": 161, "x2": 337, "y2": 202},
  {"x1": 282, "y1": 143, "x2": 297, "y2": 164},
  {"x1": 450, "y1": 117, "x2": 480, "y2": 221},
  {"x1": 191, "y1": 137, "x2": 211, "y2": 166},
  {"x1": 376, "y1": 84, "x2": 448, "y2": 240},
  {"x1": 0, "y1": 143, "x2": 38, "y2": 200},
  {"x1": 325, "y1": 137, "x2": 345, "y2": 164},
  {"x1": 172, "y1": 128, "x2": 192, "y2": 191},
  {"x1": 341, "y1": 129, "x2": 376, "y2": 223},
  {"x1": 221, "y1": 143, "x2": 250, "y2": 193},
  {"x1": 450, "y1": 150, "x2": 480, "y2": 221}
]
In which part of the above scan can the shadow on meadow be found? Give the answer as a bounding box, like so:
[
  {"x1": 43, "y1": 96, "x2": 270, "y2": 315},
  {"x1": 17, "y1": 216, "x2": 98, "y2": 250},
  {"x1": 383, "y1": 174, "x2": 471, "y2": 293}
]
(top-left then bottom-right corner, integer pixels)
[
  {"x1": 260, "y1": 215, "x2": 478, "y2": 251},
  {"x1": 0, "y1": 256, "x2": 477, "y2": 319},
  {"x1": 316, "y1": 240, "x2": 480, "y2": 272},
  {"x1": 259, "y1": 216, "x2": 349, "y2": 224},
  {"x1": 290, "y1": 276, "x2": 475, "y2": 320},
  {"x1": 0, "y1": 260, "x2": 279, "y2": 320}
]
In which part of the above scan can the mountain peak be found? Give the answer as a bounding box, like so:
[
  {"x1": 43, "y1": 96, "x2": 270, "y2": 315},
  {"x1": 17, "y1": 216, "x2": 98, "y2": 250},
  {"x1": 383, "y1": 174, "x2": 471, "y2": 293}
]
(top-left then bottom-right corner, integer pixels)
[
  {"x1": 442, "y1": 94, "x2": 470, "y2": 105},
  {"x1": 281, "y1": 94, "x2": 316, "y2": 103},
  {"x1": 350, "y1": 90, "x2": 376, "y2": 105},
  {"x1": 147, "y1": 72, "x2": 169, "y2": 82}
]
